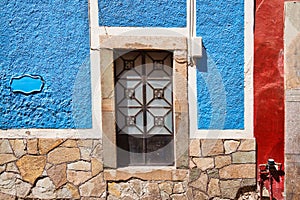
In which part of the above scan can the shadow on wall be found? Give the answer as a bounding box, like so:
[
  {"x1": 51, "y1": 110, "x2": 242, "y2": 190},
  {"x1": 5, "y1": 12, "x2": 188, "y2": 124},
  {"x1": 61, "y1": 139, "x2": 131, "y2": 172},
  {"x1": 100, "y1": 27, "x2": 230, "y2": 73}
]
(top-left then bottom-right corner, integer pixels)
[
  {"x1": 235, "y1": 185, "x2": 258, "y2": 200},
  {"x1": 196, "y1": 46, "x2": 208, "y2": 73}
]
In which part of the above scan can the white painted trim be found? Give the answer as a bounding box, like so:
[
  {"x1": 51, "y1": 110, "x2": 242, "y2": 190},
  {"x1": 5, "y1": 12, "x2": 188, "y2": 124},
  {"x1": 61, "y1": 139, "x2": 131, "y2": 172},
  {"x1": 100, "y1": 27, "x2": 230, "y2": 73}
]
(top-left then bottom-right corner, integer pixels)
[
  {"x1": 89, "y1": 0, "x2": 102, "y2": 137},
  {"x1": 187, "y1": 0, "x2": 192, "y2": 62},
  {"x1": 243, "y1": 0, "x2": 254, "y2": 137},
  {"x1": 0, "y1": 0, "x2": 102, "y2": 139},
  {"x1": 90, "y1": 0, "x2": 100, "y2": 49},
  {"x1": 99, "y1": 27, "x2": 188, "y2": 37},
  {"x1": 188, "y1": 65, "x2": 198, "y2": 138},
  {"x1": 189, "y1": 0, "x2": 254, "y2": 139}
]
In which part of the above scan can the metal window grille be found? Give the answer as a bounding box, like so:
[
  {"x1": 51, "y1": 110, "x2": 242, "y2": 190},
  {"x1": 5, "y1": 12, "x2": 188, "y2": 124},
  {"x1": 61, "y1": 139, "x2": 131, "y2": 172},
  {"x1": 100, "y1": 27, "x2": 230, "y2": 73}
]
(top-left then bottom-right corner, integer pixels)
[{"x1": 114, "y1": 50, "x2": 174, "y2": 166}]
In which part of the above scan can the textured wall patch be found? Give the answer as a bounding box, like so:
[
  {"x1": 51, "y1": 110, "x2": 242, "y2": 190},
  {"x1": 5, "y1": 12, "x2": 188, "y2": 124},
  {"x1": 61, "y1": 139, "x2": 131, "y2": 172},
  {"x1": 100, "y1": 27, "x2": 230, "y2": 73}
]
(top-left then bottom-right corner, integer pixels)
[
  {"x1": 0, "y1": 0, "x2": 91, "y2": 129},
  {"x1": 98, "y1": 0, "x2": 186, "y2": 27},
  {"x1": 196, "y1": 0, "x2": 245, "y2": 129},
  {"x1": 10, "y1": 75, "x2": 44, "y2": 95}
]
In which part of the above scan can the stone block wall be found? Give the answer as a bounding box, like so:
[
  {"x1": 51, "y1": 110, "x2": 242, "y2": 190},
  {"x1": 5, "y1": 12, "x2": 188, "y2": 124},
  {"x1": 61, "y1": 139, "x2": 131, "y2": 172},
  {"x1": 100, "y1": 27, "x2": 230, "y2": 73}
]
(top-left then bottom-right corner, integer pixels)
[
  {"x1": 0, "y1": 139, "x2": 105, "y2": 199},
  {"x1": 107, "y1": 179, "x2": 189, "y2": 200},
  {"x1": 0, "y1": 138, "x2": 256, "y2": 199},
  {"x1": 188, "y1": 139, "x2": 257, "y2": 199}
]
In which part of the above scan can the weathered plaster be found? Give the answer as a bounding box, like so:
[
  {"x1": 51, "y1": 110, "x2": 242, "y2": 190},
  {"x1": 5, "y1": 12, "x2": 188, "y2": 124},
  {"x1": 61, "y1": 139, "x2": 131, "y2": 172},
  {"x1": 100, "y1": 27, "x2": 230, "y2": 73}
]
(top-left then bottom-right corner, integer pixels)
[
  {"x1": 285, "y1": 2, "x2": 300, "y2": 198},
  {"x1": 255, "y1": 0, "x2": 285, "y2": 198},
  {"x1": 254, "y1": 0, "x2": 284, "y2": 167},
  {"x1": 285, "y1": 2, "x2": 300, "y2": 89}
]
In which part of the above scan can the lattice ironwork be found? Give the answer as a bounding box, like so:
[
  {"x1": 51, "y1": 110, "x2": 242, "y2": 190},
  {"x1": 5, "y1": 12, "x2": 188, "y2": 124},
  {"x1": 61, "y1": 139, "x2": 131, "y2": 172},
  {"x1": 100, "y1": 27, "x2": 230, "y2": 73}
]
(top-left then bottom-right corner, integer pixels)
[{"x1": 114, "y1": 50, "x2": 174, "y2": 166}]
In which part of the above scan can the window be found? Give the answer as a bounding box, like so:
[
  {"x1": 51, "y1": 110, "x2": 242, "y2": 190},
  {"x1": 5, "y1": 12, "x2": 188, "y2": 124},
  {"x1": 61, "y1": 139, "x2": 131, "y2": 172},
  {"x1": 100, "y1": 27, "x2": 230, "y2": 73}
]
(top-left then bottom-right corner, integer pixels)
[
  {"x1": 114, "y1": 50, "x2": 174, "y2": 166},
  {"x1": 100, "y1": 35, "x2": 188, "y2": 169}
]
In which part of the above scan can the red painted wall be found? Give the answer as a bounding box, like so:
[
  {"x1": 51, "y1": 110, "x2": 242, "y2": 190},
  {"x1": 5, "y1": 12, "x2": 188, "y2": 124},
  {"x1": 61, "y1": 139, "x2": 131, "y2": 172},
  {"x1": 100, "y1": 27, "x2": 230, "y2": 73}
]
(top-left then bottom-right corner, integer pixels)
[{"x1": 254, "y1": 0, "x2": 284, "y2": 198}]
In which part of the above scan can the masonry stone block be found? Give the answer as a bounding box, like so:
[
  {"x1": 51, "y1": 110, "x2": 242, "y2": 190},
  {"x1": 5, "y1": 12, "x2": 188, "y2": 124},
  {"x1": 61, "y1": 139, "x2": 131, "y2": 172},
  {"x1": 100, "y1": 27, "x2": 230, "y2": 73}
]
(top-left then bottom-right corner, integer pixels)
[
  {"x1": 68, "y1": 161, "x2": 91, "y2": 171},
  {"x1": 0, "y1": 172, "x2": 20, "y2": 195},
  {"x1": 6, "y1": 162, "x2": 19, "y2": 173},
  {"x1": 189, "y1": 172, "x2": 208, "y2": 192},
  {"x1": 91, "y1": 157, "x2": 103, "y2": 176},
  {"x1": 220, "y1": 180, "x2": 241, "y2": 199},
  {"x1": 9, "y1": 140, "x2": 26, "y2": 158},
  {"x1": 159, "y1": 182, "x2": 173, "y2": 195},
  {"x1": 31, "y1": 177, "x2": 56, "y2": 199},
  {"x1": 173, "y1": 182, "x2": 185, "y2": 194},
  {"x1": 0, "y1": 154, "x2": 17, "y2": 165},
  {"x1": 193, "y1": 157, "x2": 214, "y2": 171},
  {"x1": 47, "y1": 163, "x2": 67, "y2": 189},
  {"x1": 219, "y1": 164, "x2": 256, "y2": 179},
  {"x1": 67, "y1": 170, "x2": 92, "y2": 186},
  {"x1": 189, "y1": 139, "x2": 201, "y2": 157},
  {"x1": 0, "y1": 140, "x2": 13, "y2": 154},
  {"x1": 238, "y1": 139, "x2": 256, "y2": 151},
  {"x1": 193, "y1": 189, "x2": 209, "y2": 200},
  {"x1": 224, "y1": 140, "x2": 240, "y2": 154},
  {"x1": 201, "y1": 140, "x2": 224, "y2": 156},
  {"x1": 61, "y1": 139, "x2": 78, "y2": 147},
  {"x1": 79, "y1": 173, "x2": 106, "y2": 197},
  {"x1": 47, "y1": 147, "x2": 80, "y2": 164},
  {"x1": 232, "y1": 151, "x2": 256, "y2": 164},
  {"x1": 27, "y1": 139, "x2": 38, "y2": 155},
  {"x1": 207, "y1": 178, "x2": 221, "y2": 197},
  {"x1": 38, "y1": 139, "x2": 64, "y2": 155},
  {"x1": 215, "y1": 155, "x2": 231, "y2": 168},
  {"x1": 15, "y1": 179, "x2": 32, "y2": 198},
  {"x1": 16, "y1": 155, "x2": 46, "y2": 184}
]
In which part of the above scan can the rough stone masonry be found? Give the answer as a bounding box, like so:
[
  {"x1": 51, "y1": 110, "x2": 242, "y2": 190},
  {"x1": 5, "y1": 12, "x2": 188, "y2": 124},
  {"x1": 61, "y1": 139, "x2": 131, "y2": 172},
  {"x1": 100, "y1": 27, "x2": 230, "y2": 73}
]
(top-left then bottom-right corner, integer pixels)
[{"x1": 0, "y1": 138, "x2": 257, "y2": 199}]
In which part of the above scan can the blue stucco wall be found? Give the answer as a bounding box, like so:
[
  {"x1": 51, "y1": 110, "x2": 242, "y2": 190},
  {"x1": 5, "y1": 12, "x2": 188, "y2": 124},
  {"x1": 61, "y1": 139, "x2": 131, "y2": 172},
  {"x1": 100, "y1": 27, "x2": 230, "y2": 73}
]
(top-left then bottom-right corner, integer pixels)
[
  {"x1": 98, "y1": 0, "x2": 186, "y2": 27},
  {"x1": 0, "y1": 0, "x2": 92, "y2": 129},
  {"x1": 196, "y1": 0, "x2": 245, "y2": 129}
]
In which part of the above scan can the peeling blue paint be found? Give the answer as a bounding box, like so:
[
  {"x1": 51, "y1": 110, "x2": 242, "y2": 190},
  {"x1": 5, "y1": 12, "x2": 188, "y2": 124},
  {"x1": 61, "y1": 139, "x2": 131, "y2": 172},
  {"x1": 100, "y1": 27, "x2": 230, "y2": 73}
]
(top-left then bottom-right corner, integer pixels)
[
  {"x1": 196, "y1": 0, "x2": 245, "y2": 129},
  {"x1": 98, "y1": 0, "x2": 186, "y2": 27},
  {"x1": 10, "y1": 75, "x2": 44, "y2": 95},
  {"x1": 0, "y1": 0, "x2": 91, "y2": 129}
]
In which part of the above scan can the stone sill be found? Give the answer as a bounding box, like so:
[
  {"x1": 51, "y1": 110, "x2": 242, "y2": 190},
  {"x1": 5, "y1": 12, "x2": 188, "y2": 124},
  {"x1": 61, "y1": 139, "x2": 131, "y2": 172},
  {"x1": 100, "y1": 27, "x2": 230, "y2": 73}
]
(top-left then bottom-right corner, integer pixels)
[{"x1": 104, "y1": 167, "x2": 188, "y2": 181}]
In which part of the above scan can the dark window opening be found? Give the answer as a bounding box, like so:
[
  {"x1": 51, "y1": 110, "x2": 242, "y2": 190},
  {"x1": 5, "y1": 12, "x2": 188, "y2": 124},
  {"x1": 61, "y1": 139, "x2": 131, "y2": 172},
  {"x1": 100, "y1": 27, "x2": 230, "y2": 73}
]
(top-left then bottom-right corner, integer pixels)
[{"x1": 114, "y1": 50, "x2": 174, "y2": 167}]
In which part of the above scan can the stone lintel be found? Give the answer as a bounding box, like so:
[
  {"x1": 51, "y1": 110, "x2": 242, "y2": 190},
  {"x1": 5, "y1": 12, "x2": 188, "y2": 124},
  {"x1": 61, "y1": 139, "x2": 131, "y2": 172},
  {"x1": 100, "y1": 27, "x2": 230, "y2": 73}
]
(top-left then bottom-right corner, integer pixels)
[{"x1": 100, "y1": 35, "x2": 187, "y2": 50}]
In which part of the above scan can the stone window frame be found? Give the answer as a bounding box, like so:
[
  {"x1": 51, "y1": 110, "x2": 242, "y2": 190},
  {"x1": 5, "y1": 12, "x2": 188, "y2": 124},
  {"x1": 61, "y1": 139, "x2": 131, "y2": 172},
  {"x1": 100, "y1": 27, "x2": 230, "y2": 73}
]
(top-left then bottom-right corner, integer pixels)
[{"x1": 100, "y1": 35, "x2": 189, "y2": 173}]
